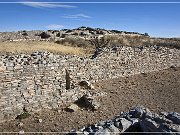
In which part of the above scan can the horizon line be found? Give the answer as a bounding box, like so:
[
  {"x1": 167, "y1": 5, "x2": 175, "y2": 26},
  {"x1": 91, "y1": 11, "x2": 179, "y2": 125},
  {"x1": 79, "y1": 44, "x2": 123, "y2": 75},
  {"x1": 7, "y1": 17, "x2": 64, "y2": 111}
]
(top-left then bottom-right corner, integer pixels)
[{"x1": 0, "y1": 29, "x2": 179, "y2": 38}]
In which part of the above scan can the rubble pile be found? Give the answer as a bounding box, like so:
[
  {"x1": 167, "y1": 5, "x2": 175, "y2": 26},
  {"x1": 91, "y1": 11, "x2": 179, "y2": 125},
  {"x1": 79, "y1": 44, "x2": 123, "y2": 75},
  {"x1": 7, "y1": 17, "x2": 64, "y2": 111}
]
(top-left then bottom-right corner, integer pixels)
[{"x1": 68, "y1": 106, "x2": 180, "y2": 134}]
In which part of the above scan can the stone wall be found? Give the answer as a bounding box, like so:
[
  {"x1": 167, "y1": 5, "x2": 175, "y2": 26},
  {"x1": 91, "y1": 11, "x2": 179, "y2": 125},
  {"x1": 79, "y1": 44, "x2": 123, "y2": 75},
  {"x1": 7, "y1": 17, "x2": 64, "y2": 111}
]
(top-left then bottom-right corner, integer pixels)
[{"x1": 0, "y1": 46, "x2": 180, "y2": 122}]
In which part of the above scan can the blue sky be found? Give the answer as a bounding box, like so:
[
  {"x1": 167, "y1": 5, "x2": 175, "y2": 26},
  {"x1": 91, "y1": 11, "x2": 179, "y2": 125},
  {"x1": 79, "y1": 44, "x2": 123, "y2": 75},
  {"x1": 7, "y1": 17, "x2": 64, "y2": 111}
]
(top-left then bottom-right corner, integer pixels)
[{"x1": 0, "y1": 0, "x2": 180, "y2": 37}]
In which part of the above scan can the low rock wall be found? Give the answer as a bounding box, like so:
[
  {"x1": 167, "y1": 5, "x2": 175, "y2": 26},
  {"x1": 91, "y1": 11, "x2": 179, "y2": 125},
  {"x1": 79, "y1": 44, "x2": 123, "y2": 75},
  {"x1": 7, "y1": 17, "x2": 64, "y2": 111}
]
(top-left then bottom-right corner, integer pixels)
[
  {"x1": 68, "y1": 106, "x2": 180, "y2": 134},
  {"x1": 0, "y1": 46, "x2": 180, "y2": 122}
]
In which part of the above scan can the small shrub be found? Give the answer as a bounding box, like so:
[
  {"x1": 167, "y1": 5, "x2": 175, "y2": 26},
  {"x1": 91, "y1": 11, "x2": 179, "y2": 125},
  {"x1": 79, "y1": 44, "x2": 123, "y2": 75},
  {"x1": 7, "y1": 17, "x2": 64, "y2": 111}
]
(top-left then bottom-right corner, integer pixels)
[
  {"x1": 55, "y1": 37, "x2": 92, "y2": 48},
  {"x1": 152, "y1": 38, "x2": 180, "y2": 49},
  {"x1": 144, "y1": 33, "x2": 149, "y2": 36},
  {"x1": 38, "y1": 32, "x2": 50, "y2": 39},
  {"x1": 89, "y1": 36, "x2": 110, "y2": 50},
  {"x1": 65, "y1": 30, "x2": 73, "y2": 33}
]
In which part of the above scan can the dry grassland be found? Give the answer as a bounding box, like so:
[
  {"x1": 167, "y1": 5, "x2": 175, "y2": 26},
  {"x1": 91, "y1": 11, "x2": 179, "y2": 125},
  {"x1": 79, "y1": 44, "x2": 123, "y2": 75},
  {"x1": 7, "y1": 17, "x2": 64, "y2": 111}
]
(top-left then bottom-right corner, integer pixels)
[{"x1": 0, "y1": 41, "x2": 91, "y2": 56}]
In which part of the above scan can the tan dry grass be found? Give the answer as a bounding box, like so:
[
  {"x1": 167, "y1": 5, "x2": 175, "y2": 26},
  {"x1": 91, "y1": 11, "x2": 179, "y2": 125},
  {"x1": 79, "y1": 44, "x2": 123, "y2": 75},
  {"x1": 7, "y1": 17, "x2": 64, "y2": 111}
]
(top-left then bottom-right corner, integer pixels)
[{"x1": 0, "y1": 41, "x2": 89, "y2": 56}]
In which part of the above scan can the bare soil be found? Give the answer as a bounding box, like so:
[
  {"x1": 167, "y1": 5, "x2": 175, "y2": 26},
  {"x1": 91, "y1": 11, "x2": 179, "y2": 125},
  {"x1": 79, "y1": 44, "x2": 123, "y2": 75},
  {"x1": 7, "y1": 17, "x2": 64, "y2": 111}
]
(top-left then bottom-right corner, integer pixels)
[{"x1": 0, "y1": 67, "x2": 180, "y2": 134}]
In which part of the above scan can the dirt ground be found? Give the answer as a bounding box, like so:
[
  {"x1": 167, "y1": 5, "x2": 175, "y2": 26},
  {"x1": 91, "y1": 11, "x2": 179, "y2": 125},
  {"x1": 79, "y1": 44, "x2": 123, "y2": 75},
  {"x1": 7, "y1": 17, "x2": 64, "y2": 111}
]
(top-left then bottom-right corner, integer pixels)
[{"x1": 0, "y1": 67, "x2": 180, "y2": 134}]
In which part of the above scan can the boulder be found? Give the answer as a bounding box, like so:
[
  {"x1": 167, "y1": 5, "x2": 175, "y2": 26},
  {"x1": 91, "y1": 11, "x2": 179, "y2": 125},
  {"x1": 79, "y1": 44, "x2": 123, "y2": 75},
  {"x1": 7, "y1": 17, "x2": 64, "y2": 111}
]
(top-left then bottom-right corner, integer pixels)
[
  {"x1": 0, "y1": 66, "x2": 6, "y2": 72},
  {"x1": 67, "y1": 106, "x2": 180, "y2": 134},
  {"x1": 38, "y1": 32, "x2": 50, "y2": 39},
  {"x1": 166, "y1": 112, "x2": 180, "y2": 124},
  {"x1": 74, "y1": 95, "x2": 100, "y2": 110},
  {"x1": 79, "y1": 80, "x2": 95, "y2": 90}
]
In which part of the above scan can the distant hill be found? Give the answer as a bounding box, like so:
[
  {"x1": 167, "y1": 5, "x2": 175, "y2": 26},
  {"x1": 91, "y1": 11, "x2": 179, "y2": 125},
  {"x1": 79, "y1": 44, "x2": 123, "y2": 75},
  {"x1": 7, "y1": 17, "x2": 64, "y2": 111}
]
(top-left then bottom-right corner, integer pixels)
[
  {"x1": 0, "y1": 26, "x2": 149, "y2": 42},
  {"x1": 0, "y1": 26, "x2": 179, "y2": 50}
]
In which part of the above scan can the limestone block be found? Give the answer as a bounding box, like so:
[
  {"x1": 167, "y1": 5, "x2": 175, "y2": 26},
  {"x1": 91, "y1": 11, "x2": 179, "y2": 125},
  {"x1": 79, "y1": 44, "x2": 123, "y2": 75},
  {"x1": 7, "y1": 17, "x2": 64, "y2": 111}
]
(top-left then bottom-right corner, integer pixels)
[
  {"x1": 66, "y1": 104, "x2": 79, "y2": 112},
  {"x1": 6, "y1": 66, "x2": 14, "y2": 71},
  {"x1": 0, "y1": 65, "x2": 6, "y2": 72},
  {"x1": 5, "y1": 62, "x2": 14, "y2": 67}
]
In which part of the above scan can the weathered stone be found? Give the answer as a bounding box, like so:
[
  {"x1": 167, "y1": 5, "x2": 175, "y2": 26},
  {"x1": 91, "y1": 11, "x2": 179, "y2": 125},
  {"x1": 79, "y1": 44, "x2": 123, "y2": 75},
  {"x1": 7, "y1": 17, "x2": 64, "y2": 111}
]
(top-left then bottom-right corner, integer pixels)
[
  {"x1": 129, "y1": 106, "x2": 144, "y2": 118},
  {"x1": 66, "y1": 104, "x2": 79, "y2": 112},
  {"x1": 107, "y1": 124, "x2": 120, "y2": 132},
  {"x1": 79, "y1": 80, "x2": 95, "y2": 89},
  {"x1": 68, "y1": 106, "x2": 180, "y2": 134},
  {"x1": 120, "y1": 118, "x2": 132, "y2": 131},
  {"x1": 18, "y1": 130, "x2": 24, "y2": 134},
  {"x1": 6, "y1": 66, "x2": 14, "y2": 71},
  {"x1": 166, "y1": 112, "x2": 180, "y2": 124},
  {"x1": 139, "y1": 119, "x2": 160, "y2": 132},
  {"x1": 94, "y1": 128, "x2": 110, "y2": 135},
  {"x1": 75, "y1": 95, "x2": 100, "y2": 110},
  {"x1": 5, "y1": 62, "x2": 14, "y2": 67}
]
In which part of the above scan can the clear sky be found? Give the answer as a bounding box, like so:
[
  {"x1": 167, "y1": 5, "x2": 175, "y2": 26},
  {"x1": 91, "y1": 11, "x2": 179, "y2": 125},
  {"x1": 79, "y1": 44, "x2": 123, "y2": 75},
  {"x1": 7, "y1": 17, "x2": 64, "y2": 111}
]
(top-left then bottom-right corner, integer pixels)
[{"x1": 0, "y1": 0, "x2": 180, "y2": 37}]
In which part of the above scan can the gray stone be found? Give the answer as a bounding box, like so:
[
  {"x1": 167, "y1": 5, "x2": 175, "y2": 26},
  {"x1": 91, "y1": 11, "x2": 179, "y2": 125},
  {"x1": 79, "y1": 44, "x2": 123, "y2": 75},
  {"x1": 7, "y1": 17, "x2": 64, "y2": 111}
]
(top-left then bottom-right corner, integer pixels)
[
  {"x1": 66, "y1": 104, "x2": 79, "y2": 112},
  {"x1": 83, "y1": 95, "x2": 100, "y2": 110},
  {"x1": 79, "y1": 80, "x2": 95, "y2": 90},
  {"x1": 166, "y1": 112, "x2": 180, "y2": 124},
  {"x1": 107, "y1": 124, "x2": 120, "y2": 132},
  {"x1": 67, "y1": 106, "x2": 180, "y2": 134},
  {"x1": 6, "y1": 62, "x2": 14, "y2": 67},
  {"x1": 6, "y1": 66, "x2": 14, "y2": 71},
  {"x1": 18, "y1": 130, "x2": 25, "y2": 134},
  {"x1": 38, "y1": 119, "x2": 42, "y2": 123},
  {"x1": 0, "y1": 65, "x2": 6, "y2": 71},
  {"x1": 94, "y1": 128, "x2": 110, "y2": 135},
  {"x1": 129, "y1": 106, "x2": 144, "y2": 118},
  {"x1": 120, "y1": 118, "x2": 132, "y2": 131},
  {"x1": 98, "y1": 121, "x2": 106, "y2": 126},
  {"x1": 139, "y1": 119, "x2": 160, "y2": 132}
]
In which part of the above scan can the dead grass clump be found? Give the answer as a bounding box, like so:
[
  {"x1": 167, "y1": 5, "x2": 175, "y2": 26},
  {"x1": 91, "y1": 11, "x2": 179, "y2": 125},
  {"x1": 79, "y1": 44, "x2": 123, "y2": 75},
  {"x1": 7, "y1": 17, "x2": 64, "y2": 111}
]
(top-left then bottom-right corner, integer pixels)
[
  {"x1": 55, "y1": 37, "x2": 92, "y2": 48},
  {"x1": 152, "y1": 38, "x2": 180, "y2": 49},
  {"x1": 103, "y1": 35, "x2": 180, "y2": 49},
  {"x1": 0, "y1": 41, "x2": 90, "y2": 56},
  {"x1": 107, "y1": 35, "x2": 151, "y2": 47}
]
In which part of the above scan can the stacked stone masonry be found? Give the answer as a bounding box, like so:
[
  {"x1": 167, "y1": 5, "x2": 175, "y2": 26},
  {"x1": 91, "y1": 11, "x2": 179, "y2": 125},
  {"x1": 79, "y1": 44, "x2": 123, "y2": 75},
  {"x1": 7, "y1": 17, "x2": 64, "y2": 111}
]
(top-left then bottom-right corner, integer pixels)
[{"x1": 0, "y1": 46, "x2": 180, "y2": 122}]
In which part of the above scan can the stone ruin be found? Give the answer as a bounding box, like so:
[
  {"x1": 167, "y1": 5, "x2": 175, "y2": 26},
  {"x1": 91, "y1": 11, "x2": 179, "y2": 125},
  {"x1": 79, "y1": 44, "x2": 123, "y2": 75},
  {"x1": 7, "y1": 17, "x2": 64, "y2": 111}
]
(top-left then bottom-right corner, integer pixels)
[{"x1": 0, "y1": 45, "x2": 180, "y2": 123}]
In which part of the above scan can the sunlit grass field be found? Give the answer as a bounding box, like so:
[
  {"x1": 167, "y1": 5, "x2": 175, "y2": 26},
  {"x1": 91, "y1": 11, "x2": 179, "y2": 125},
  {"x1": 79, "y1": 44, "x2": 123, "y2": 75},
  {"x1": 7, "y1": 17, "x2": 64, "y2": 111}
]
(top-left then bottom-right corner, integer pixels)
[{"x1": 0, "y1": 41, "x2": 92, "y2": 56}]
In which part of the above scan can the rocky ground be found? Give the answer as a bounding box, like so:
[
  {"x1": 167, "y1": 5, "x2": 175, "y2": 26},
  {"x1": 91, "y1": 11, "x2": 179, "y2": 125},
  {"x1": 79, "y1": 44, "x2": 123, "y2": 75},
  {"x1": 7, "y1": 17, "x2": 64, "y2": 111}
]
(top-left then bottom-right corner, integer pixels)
[
  {"x1": 0, "y1": 67, "x2": 180, "y2": 134},
  {"x1": 70, "y1": 106, "x2": 180, "y2": 134}
]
